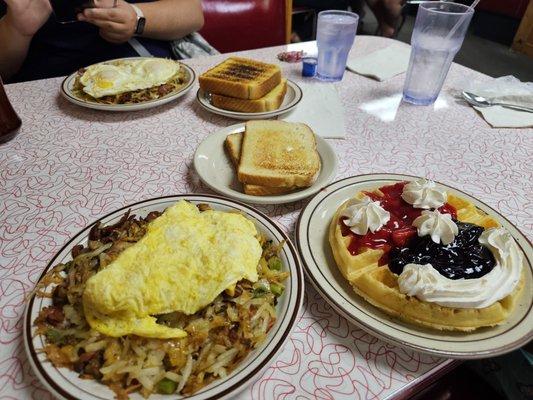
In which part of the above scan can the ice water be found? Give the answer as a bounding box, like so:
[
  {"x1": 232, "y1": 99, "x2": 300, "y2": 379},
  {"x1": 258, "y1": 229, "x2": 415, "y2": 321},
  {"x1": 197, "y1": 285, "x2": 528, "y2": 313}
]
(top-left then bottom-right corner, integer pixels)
[
  {"x1": 317, "y1": 13, "x2": 358, "y2": 81},
  {"x1": 402, "y1": 0, "x2": 474, "y2": 106},
  {"x1": 403, "y1": 33, "x2": 461, "y2": 105}
]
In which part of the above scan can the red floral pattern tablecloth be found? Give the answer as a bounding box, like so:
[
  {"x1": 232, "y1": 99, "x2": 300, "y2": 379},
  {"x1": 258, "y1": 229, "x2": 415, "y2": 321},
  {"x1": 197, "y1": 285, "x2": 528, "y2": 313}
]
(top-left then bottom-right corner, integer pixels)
[{"x1": 1, "y1": 36, "x2": 531, "y2": 400}]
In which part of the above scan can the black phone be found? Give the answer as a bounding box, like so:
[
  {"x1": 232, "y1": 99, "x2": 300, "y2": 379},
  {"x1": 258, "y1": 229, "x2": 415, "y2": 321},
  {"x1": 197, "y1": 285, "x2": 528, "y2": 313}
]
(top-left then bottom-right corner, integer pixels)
[{"x1": 50, "y1": 0, "x2": 96, "y2": 23}]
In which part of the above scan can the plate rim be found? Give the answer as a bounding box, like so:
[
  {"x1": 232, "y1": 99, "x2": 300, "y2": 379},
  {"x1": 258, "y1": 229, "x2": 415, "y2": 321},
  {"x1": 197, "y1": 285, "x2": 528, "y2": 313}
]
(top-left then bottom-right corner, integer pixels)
[
  {"x1": 296, "y1": 173, "x2": 533, "y2": 359},
  {"x1": 60, "y1": 57, "x2": 196, "y2": 111},
  {"x1": 23, "y1": 193, "x2": 305, "y2": 400},
  {"x1": 193, "y1": 122, "x2": 338, "y2": 205},
  {"x1": 195, "y1": 79, "x2": 303, "y2": 119}
]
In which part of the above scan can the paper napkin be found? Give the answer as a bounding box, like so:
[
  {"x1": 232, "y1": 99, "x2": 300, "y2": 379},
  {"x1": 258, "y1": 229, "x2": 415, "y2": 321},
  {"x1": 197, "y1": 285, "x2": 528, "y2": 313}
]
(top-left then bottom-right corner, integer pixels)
[
  {"x1": 465, "y1": 76, "x2": 533, "y2": 128},
  {"x1": 346, "y1": 45, "x2": 411, "y2": 81},
  {"x1": 473, "y1": 106, "x2": 533, "y2": 128},
  {"x1": 280, "y1": 81, "x2": 346, "y2": 139}
]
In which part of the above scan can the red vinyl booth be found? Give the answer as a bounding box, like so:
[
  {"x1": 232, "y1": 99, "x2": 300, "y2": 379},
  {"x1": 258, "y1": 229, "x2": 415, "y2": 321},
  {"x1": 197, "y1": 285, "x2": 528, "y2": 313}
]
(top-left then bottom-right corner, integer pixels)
[{"x1": 199, "y1": 0, "x2": 291, "y2": 53}]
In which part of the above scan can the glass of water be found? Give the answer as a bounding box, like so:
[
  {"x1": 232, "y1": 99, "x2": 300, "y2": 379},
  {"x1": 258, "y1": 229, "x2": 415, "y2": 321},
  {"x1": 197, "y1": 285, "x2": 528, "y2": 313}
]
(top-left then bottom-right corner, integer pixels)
[
  {"x1": 316, "y1": 10, "x2": 359, "y2": 82},
  {"x1": 403, "y1": 2, "x2": 474, "y2": 105}
]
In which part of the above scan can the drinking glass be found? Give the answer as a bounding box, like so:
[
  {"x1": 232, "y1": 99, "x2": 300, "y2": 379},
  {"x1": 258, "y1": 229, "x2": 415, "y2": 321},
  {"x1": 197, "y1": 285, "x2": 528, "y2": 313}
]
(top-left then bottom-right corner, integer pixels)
[
  {"x1": 402, "y1": 2, "x2": 474, "y2": 105},
  {"x1": 316, "y1": 10, "x2": 359, "y2": 82}
]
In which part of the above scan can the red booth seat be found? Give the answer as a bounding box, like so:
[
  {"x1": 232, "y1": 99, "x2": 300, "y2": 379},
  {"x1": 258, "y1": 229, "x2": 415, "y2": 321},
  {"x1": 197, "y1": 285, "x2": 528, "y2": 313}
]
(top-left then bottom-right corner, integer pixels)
[{"x1": 199, "y1": 0, "x2": 290, "y2": 53}]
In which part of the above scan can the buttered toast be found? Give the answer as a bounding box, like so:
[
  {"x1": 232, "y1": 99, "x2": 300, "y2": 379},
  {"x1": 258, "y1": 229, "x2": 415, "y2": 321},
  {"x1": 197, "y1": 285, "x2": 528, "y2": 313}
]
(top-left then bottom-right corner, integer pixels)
[
  {"x1": 212, "y1": 79, "x2": 287, "y2": 113},
  {"x1": 237, "y1": 121, "x2": 321, "y2": 188},
  {"x1": 225, "y1": 132, "x2": 297, "y2": 196},
  {"x1": 199, "y1": 57, "x2": 281, "y2": 100}
]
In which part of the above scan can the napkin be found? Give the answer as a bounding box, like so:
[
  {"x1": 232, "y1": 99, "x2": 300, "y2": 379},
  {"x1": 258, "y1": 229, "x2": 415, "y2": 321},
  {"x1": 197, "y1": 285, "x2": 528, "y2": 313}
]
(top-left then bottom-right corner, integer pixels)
[
  {"x1": 346, "y1": 45, "x2": 411, "y2": 81},
  {"x1": 464, "y1": 76, "x2": 533, "y2": 128},
  {"x1": 280, "y1": 81, "x2": 346, "y2": 139}
]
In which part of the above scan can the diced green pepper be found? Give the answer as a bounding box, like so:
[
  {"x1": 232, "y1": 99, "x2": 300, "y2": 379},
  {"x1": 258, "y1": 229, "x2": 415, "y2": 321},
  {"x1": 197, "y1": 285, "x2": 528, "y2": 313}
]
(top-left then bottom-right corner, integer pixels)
[
  {"x1": 57, "y1": 261, "x2": 73, "y2": 273},
  {"x1": 45, "y1": 328, "x2": 63, "y2": 344},
  {"x1": 253, "y1": 281, "x2": 270, "y2": 297},
  {"x1": 157, "y1": 378, "x2": 177, "y2": 394},
  {"x1": 267, "y1": 257, "x2": 282, "y2": 271},
  {"x1": 270, "y1": 283, "x2": 284, "y2": 297}
]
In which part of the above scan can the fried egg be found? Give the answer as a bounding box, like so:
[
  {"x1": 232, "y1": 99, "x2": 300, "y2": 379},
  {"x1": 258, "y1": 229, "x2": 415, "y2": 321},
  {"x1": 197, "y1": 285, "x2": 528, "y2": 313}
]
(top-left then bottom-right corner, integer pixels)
[
  {"x1": 82, "y1": 201, "x2": 262, "y2": 339},
  {"x1": 79, "y1": 64, "x2": 139, "y2": 99},
  {"x1": 130, "y1": 58, "x2": 180, "y2": 86},
  {"x1": 79, "y1": 58, "x2": 180, "y2": 99}
]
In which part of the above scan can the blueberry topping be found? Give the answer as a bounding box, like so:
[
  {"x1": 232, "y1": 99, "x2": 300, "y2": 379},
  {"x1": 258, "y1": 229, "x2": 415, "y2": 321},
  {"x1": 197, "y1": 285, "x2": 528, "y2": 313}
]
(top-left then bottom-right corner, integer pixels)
[{"x1": 389, "y1": 222, "x2": 496, "y2": 280}]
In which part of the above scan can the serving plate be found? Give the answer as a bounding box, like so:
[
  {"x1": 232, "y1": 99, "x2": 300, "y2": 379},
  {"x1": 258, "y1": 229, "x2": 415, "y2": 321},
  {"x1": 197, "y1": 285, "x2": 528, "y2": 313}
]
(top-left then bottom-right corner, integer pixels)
[
  {"x1": 61, "y1": 57, "x2": 196, "y2": 112},
  {"x1": 193, "y1": 123, "x2": 338, "y2": 205},
  {"x1": 196, "y1": 80, "x2": 303, "y2": 120},
  {"x1": 24, "y1": 194, "x2": 304, "y2": 400},
  {"x1": 296, "y1": 173, "x2": 533, "y2": 359}
]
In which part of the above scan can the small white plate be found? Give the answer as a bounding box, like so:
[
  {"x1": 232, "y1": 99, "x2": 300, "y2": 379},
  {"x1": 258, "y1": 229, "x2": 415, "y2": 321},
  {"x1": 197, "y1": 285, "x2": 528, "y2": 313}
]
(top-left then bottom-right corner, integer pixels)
[
  {"x1": 24, "y1": 194, "x2": 304, "y2": 400},
  {"x1": 61, "y1": 57, "x2": 196, "y2": 112},
  {"x1": 196, "y1": 80, "x2": 303, "y2": 120},
  {"x1": 194, "y1": 123, "x2": 338, "y2": 205},
  {"x1": 296, "y1": 174, "x2": 533, "y2": 359}
]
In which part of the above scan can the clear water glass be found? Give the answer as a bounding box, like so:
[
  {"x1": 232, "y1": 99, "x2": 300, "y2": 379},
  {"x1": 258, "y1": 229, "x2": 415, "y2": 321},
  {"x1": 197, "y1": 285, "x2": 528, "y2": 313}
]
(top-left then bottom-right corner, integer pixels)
[
  {"x1": 403, "y1": 2, "x2": 474, "y2": 105},
  {"x1": 316, "y1": 10, "x2": 359, "y2": 82}
]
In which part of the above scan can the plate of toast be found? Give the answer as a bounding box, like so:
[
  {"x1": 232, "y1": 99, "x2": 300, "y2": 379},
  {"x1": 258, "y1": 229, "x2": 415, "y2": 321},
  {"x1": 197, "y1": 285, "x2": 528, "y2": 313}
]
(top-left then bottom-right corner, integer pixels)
[
  {"x1": 194, "y1": 121, "x2": 338, "y2": 205},
  {"x1": 197, "y1": 57, "x2": 303, "y2": 120}
]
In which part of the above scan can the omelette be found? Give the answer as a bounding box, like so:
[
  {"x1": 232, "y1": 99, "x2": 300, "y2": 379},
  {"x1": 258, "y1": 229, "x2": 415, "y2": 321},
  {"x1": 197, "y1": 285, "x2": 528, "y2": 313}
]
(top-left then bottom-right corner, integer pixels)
[{"x1": 82, "y1": 201, "x2": 262, "y2": 339}]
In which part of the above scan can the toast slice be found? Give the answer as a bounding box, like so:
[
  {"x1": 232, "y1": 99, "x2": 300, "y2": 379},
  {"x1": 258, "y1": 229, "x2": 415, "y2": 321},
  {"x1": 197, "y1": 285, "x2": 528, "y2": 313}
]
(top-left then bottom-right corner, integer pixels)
[
  {"x1": 199, "y1": 57, "x2": 281, "y2": 100},
  {"x1": 212, "y1": 79, "x2": 287, "y2": 113},
  {"x1": 243, "y1": 184, "x2": 296, "y2": 196},
  {"x1": 237, "y1": 121, "x2": 321, "y2": 188},
  {"x1": 225, "y1": 132, "x2": 242, "y2": 167},
  {"x1": 225, "y1": 132, "x2": 297, "y2": 196}
]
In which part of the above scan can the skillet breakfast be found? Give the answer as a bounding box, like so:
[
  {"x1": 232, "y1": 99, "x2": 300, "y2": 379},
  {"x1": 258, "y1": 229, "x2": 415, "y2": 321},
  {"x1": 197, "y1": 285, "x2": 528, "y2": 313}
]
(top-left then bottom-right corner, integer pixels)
[
  {"x1": 33, "y1": 201, "x2": 288, "y2": 398},
  {"x1": 329, "y1": 179, "x2": 524, "y2": 331},
  {"x1": 72, "y1": 58, "x2": 186, "y2": 104}
]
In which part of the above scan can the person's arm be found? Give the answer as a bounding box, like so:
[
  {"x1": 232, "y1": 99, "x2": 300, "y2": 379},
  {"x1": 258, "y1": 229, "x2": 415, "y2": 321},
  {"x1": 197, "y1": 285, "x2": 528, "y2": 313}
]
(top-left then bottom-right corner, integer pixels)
[
  {"x1": 79, "y1": 0, "x2": 204, "y2": 44},
  {"x1": 136, "y1": 0, "x2": 204, "y2": 40},
  {"x1": 0, "y1": 17, "x2": 33, "y2": 79},
  {"x1": 0, "y1": 0, "x2": 51, "y2": 80},
  {"x1": 365, "y1": 0, "x2": 403, "y2": 38}
]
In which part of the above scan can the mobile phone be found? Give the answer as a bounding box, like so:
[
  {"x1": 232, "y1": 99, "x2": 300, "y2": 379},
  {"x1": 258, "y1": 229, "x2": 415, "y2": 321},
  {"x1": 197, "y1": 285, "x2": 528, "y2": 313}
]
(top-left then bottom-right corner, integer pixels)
[{"x1": 50, "y1": 0, "x2": 96, "y2": 24}]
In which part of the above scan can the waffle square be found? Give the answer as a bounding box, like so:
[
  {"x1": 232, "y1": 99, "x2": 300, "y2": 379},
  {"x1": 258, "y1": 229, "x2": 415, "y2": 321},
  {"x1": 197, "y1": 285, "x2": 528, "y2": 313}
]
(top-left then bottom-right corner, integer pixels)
[{"x1": 329, "y1": 189, "x2": 524, "y2": 331}]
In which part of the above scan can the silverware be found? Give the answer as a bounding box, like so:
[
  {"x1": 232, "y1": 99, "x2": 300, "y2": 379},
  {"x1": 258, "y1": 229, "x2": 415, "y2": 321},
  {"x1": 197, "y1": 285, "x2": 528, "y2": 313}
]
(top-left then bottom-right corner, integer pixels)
[{"x1": 462, "y1": 91, "x2": 533, "y2": 113}]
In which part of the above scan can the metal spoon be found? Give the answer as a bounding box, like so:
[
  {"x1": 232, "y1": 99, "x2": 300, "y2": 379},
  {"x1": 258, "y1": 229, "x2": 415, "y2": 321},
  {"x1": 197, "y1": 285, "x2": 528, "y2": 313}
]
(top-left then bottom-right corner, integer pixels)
[{"x1": 462, "y1": 91, "x2": 533, "y2": 113}]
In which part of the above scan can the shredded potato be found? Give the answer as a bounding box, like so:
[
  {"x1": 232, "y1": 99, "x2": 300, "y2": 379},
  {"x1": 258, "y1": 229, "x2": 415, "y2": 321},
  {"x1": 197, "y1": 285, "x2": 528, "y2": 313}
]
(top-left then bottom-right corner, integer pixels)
[{"x1": 34, "y1": 204, "x2": 288, "y2": 399}]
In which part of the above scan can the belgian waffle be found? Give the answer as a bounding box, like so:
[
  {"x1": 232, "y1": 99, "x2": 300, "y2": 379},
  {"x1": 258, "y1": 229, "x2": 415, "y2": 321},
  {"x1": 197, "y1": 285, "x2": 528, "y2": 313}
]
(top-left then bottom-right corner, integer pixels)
[{"x1": 329, "y1": 188, "x2": 524, "y2": 332}]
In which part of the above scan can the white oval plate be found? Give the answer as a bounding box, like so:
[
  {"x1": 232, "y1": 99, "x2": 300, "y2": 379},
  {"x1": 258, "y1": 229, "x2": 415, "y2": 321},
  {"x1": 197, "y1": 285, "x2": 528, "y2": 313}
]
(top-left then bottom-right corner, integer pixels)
[
  {"x1": 296, "y1": 173, "x2": 533, "y2": 359},
  {"x1": 24, "y1": 194, "x2": 304, "y2": 400},
  {"x1": 196, "y1": 80, "x2": 303, "y2": 120},
  {"x1": 194, "y1": 123, "x2": 338, "y2": 205},
  {"x1": 61, "y1": 57, "x2": 196, "y2": 112}
]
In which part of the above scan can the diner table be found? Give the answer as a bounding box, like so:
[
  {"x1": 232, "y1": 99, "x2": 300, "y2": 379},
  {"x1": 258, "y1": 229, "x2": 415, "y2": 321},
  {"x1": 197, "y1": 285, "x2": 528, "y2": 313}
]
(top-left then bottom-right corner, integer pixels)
[{"x1": 1, "y1": 36, "x2": 531, "y2": 400}]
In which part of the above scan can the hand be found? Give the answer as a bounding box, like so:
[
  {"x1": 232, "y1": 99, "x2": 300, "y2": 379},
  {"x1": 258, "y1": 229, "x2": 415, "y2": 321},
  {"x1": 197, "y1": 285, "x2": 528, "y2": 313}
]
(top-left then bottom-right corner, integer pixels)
[
  {"x1": 4, "y1": 0, "x2": 51, "y2": 37},
  {"x1": 79, "y1": 0, "x2": 137, "y2": 44}
]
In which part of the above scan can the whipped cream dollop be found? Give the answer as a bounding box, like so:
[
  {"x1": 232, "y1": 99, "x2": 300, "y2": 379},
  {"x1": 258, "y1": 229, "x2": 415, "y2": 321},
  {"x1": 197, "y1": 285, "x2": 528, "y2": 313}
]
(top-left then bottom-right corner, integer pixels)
[
  {"x1": 413, "y1": 210, "x2": 458, "y2": 245},
  {"x1": 401, "y1": 179, "x2": 447, "y2": 209},
  {"x1": 397, "y1": 227, "x2": 523, "y2": 308},
  {"x1": 341, "y1": 196, "x2": 390, "y2": 235}
]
